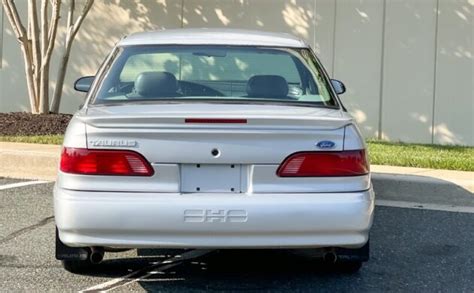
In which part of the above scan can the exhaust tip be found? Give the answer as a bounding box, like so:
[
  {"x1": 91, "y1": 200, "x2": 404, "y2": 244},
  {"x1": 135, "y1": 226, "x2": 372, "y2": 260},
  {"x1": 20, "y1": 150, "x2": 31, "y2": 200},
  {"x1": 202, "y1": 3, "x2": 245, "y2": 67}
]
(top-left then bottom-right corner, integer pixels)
[
  {"x1": 89, "y1": 247, "x2": 104, "y2": 264},
  {"x1": 323, "y1": 251, "x2": 338, "y2": 264}
]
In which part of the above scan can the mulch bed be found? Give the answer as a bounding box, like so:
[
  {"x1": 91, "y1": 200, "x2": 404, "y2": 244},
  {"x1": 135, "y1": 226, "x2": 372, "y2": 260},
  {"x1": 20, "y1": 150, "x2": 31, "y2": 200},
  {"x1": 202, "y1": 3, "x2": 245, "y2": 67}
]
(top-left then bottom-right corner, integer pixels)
[{"x1": 0, "y1": 112, "x2": 72, "y2": 136}]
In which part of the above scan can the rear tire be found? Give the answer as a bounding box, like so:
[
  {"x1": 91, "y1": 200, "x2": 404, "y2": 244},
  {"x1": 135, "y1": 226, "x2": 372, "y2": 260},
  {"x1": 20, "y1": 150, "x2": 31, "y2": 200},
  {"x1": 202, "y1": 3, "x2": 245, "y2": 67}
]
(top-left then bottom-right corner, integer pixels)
[
  {"x1": 334, "y1": 261, "x2": 363, "y2": 273},
  {"x1": 62, "y1": 259, "x2": 96, "y2": 274}
]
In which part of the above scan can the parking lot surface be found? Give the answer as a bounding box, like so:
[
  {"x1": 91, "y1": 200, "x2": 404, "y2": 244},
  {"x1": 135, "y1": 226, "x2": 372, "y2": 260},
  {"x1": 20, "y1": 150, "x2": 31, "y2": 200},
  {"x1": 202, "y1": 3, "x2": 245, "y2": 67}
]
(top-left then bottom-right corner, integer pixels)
[{"x1": 0, "y1": 179, "x2": 473, "y2": 292}]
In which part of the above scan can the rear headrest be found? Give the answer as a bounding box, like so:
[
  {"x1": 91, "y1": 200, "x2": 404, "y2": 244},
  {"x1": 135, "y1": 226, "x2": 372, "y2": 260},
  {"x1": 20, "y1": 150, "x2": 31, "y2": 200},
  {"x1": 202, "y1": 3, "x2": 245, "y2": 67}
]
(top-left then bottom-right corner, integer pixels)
[
  {"x1": 134, "y1": 71, "x2": 179, "y2": 97},
  {"x1": 246, "y1": 75, "x2": 289, "y2": 98}
]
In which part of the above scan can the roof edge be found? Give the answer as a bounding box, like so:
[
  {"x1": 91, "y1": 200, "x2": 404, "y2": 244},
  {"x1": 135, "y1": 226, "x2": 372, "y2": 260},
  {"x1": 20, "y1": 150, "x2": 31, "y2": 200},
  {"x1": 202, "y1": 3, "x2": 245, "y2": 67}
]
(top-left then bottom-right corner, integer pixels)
[{"x1": 118, "y1": 28, "x2": 309, "y2": 48}]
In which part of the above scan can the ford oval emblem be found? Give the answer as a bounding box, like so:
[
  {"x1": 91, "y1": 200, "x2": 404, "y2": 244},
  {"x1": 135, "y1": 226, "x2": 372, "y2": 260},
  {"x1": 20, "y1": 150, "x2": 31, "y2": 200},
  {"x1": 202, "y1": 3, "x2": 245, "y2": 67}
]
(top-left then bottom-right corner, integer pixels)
[{"x1": 316, "y1": 140, "x2": 336, "y2": 149}]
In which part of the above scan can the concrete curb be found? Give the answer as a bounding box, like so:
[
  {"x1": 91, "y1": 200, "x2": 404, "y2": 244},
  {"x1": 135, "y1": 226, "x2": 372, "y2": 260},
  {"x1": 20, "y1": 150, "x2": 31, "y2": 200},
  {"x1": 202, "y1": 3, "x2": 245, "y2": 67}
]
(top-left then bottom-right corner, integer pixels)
[
  {"x1": 1, "y1": 142, "x2": 473, "y2": 197},
  {"x1": 0, "y1": 142, "x2": 60, "y2": 181},
  {"x1": 371, "y1": 166, "x2": 473, "y2": 193}
]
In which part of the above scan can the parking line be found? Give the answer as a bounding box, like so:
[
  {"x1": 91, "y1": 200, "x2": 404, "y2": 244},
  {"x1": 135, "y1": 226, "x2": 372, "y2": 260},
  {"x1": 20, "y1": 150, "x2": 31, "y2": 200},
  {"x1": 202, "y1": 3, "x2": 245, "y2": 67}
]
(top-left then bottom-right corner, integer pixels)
[
  {"x1": 102, "y1": 260, "x2": 194, "y2": 292},
  {"x1": 0, "y1": 180, "x2": 49, "y2": 190},
  {"x1": 80, "y1": 249, "x2": 213, "y2": 292},
  {"x1": 376, "y1": 200, "x2": 474, "y2": 214}
]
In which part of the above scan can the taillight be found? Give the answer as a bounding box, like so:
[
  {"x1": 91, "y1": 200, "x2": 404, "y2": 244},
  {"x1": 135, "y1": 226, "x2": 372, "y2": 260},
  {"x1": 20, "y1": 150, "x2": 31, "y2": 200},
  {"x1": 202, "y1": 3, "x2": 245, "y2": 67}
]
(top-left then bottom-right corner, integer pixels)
[
  {"x1": 60, "y1": 147, "x2": 154, "y2": 176},
  {"x1": 276, "y1": 150, "x2": 369, "y2": 177}
]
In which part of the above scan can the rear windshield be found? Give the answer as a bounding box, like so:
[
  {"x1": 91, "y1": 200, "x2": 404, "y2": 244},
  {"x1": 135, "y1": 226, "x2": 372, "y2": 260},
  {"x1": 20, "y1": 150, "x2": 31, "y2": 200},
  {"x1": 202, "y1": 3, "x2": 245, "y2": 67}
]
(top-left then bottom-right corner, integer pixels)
[{"x1": 91, "y1": 45, "x2": 338, "y2": 108}]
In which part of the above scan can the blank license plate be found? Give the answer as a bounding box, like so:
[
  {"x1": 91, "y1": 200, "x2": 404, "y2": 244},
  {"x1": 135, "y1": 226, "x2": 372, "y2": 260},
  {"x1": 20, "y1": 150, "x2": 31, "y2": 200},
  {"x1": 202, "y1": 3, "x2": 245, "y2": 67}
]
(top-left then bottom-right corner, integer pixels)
[{"x1": 181, "y1": 164, "x2": 241, "y2": 193}]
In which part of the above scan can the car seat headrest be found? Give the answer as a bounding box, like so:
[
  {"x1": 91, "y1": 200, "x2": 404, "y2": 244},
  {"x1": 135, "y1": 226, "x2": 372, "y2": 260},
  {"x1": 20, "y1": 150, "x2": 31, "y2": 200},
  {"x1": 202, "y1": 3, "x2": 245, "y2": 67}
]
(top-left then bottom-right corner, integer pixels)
[
  {"x1": 246, "y1": 75, "x2": 289, "y2": 98},
  {"x1": 134, "y1": 71, "x2": 179, "y2": 97}
]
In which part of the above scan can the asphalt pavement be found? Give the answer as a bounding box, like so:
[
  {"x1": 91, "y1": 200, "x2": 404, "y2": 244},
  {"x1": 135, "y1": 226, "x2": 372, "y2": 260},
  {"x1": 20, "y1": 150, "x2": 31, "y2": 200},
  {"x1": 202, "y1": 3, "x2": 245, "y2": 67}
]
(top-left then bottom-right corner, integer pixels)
[{"x1": 0, "y1": 179, "x2": 473, "y2": 292}]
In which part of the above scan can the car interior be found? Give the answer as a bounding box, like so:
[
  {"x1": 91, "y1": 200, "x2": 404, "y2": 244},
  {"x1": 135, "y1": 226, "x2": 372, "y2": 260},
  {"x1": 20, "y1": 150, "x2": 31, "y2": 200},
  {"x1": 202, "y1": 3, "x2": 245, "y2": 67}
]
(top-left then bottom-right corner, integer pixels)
[
  {"x1": 93, "y1": 46, "x2": 335, "y2": 105},
  {"x1": 125, "y1": 71, "x2": 299, "y2": 100}
]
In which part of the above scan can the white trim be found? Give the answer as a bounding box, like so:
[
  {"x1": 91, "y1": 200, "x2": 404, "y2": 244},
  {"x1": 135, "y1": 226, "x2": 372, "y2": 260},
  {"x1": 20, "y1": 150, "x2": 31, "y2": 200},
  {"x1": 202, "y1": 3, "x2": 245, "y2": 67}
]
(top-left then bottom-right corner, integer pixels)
[{"x1": 0, "y1": 181, "x2": 49, "y2": 190}]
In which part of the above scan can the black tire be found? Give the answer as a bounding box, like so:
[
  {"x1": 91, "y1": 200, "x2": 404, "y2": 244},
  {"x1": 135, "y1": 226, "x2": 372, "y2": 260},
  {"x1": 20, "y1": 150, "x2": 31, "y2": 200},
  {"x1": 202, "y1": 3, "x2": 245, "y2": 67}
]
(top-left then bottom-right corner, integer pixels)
[
  {"x1": 335, "y1": 261, "x2": 363, "y2": 273},
  {"x1": 62, "y1": 258, "x2": 96, "y2": 274}
]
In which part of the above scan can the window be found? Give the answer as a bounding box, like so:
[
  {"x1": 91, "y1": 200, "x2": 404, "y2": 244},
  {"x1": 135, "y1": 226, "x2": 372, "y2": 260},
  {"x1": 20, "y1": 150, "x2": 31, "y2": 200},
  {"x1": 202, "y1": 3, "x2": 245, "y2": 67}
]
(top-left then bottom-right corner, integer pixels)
[
  {"x1": 92, "y1": 45, "x2": 337, "y2": 108},
  {"x1": 119, "y1": 51, "x2": 300, "y2": 83},
  {"x1": 120, "y1": 53, "x2": 180, "y2": 82}
]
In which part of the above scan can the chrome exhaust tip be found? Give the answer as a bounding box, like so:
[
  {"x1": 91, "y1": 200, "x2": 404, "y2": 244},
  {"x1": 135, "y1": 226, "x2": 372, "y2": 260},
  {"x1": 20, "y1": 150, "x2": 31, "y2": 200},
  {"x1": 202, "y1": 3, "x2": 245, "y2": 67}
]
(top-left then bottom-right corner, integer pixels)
[{"x1": 89, "y1": 247, "x2": 104, "y2": 264}]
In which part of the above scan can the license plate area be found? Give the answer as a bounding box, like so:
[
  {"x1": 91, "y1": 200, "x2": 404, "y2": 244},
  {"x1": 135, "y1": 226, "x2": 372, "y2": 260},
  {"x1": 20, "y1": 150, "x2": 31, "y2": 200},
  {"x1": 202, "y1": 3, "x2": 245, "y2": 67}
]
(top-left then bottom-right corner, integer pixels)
[{"x1": 181, "y1": 164, "x2": 241, "y2": 193}]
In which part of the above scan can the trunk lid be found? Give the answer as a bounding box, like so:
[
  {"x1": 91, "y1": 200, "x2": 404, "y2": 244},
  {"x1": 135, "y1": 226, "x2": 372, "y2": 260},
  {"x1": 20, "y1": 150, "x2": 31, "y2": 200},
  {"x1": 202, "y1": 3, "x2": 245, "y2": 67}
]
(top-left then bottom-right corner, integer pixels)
[
  {"x1": 83, "y1": 103, "x2": 350, "y2": 164},
  {"x1": 59, "y1": 103, "x2": 369, "y2": 194}
]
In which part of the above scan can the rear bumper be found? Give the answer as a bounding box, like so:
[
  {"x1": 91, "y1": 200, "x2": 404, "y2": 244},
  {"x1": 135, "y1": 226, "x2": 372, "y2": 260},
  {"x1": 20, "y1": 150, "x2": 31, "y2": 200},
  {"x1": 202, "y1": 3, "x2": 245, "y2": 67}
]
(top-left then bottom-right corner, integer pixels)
[{"x1": 54, "y1": 186, "x2": 374, "y2": 249}]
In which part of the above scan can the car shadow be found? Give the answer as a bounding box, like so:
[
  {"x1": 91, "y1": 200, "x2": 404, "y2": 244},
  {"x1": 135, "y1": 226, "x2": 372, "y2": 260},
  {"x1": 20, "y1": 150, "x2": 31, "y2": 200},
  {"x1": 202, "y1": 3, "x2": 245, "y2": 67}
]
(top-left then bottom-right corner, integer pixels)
[
  {"x1": 136, "y1": 249, "x2": 364, "y2": 292},
  {"x1": 70, "y1": 249, "x2": 189, "y2": 278},
  {"x1": 71, "y1": 249, "x2": 360, "y2": 282},
  {"x1": 73, "y1": 249, "x2": 363, "y2": 290}
]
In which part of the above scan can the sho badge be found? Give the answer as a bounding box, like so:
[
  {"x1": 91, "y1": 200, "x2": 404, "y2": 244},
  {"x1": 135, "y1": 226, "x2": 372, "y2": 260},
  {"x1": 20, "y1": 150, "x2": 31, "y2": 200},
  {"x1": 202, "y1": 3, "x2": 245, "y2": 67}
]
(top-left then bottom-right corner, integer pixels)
[
  {"x1": 316, "y1": 140, "x2": 336, "y2": 149},
  {"x1": 184, "y1": 209, "x2": 248, "y2": 223},
  {"x1": 89, "y1": 139, "x2": 137, "y2": 147}
]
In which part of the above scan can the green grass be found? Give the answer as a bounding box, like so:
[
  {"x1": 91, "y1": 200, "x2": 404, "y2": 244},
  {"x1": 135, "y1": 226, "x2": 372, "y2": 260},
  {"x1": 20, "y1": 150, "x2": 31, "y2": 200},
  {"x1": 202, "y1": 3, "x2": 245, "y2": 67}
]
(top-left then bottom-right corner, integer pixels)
[
  {"x1": 367, "y1": 140, "x2": 474, "y2": 171},
  {"x1": 1, "y1": 135, "x2": 472, "y2": 171},
  {"x1": 0, "y1": 135, "x2": 64, "y2": 145}
]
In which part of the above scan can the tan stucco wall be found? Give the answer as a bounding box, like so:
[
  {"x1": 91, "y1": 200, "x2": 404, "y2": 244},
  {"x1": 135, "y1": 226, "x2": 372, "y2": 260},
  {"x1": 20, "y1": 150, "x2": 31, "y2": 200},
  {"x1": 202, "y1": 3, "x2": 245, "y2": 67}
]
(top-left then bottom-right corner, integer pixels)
[{"x1": 0, "y1": 0, "x2": 473, "y2": 145}]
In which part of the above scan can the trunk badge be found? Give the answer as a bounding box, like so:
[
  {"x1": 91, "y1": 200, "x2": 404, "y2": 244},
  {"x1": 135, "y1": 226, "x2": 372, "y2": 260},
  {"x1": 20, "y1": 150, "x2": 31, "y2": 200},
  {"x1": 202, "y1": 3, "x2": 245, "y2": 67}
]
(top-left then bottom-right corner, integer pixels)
[
  {"x1": 316, "y1": 141, "x2": 336, "y2": 149},
  {"x1": 89, "y1": 139, "x2": 137, "y2": 147}
]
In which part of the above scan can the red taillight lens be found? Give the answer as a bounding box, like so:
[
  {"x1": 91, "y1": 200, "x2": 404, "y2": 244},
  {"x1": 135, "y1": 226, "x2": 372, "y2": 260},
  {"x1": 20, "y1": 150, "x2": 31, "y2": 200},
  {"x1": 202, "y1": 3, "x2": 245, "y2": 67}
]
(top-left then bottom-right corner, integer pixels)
[
  {"x1": 60, "y1": 147, "x2": 154, "y2": 176},
  {"x1": 276, "y1": 150, "x2": 369, "y2": 177}
]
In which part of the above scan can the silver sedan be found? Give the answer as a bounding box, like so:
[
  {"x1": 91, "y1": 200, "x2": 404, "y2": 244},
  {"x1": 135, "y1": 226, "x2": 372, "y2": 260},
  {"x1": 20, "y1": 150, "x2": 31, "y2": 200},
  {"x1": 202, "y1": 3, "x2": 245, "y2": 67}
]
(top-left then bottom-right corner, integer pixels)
[{"x1": 54, "y1": 28, "x2": 374, "y2": 273}]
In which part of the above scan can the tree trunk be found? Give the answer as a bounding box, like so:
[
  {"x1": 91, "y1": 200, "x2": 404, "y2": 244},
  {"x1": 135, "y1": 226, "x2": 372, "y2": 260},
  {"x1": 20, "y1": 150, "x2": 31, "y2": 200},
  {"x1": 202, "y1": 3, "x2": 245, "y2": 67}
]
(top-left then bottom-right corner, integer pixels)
[
  {"x1": 27, "y1": 0, "x2": 41, "y2": 108},
  {"x1": 39, "y1": 63, "x2": 50, "y2": 114},
  {"x1": 20, "y1": 42, "x2": 39, "y2": 113},
  {"x1": 38, "y1": 0, "x2": 60, "y2": 114},
  {"x1": 2, "y1": 0, "x2": 39, "y2": 112},
  {"x1": 50, "y1": 0, "x2": 94, "y2": 113},
  {"x1": 50, "y1": 42, "x2": 72, "y2": 113}
]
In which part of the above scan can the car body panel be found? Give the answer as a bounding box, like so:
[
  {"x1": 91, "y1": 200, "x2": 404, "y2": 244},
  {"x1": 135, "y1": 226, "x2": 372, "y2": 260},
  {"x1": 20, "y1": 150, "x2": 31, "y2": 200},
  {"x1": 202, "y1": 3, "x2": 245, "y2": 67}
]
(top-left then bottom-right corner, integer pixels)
[{"x1": 55, "y1": 187, "x2": 374, "y2": 249}]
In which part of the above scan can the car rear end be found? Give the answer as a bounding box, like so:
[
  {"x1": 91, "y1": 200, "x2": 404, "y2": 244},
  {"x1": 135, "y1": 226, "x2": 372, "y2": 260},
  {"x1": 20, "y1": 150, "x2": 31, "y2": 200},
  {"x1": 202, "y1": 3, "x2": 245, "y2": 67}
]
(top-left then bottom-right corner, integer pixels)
[
  {"x1": 54, "y1": 30, "x2": 374, "y2": 272},
  {"x1": 55, "y1": 105, "x2": 373, "y2": 249}
]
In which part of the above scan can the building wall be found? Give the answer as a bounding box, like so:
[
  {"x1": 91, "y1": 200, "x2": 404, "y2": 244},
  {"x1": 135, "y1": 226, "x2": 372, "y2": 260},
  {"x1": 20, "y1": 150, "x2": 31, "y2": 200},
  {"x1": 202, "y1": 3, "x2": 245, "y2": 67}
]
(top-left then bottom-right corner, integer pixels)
[{"x1": 0, "y1": 0, "x2": 472, "y2": 145}]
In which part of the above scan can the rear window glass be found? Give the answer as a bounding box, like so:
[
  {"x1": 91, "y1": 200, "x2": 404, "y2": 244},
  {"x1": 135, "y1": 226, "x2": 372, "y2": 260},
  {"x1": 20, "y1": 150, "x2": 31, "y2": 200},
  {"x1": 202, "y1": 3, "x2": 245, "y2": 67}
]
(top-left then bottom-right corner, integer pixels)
[{"x1": 92, "y1": 45, "x2": 337, "y2": 107}]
